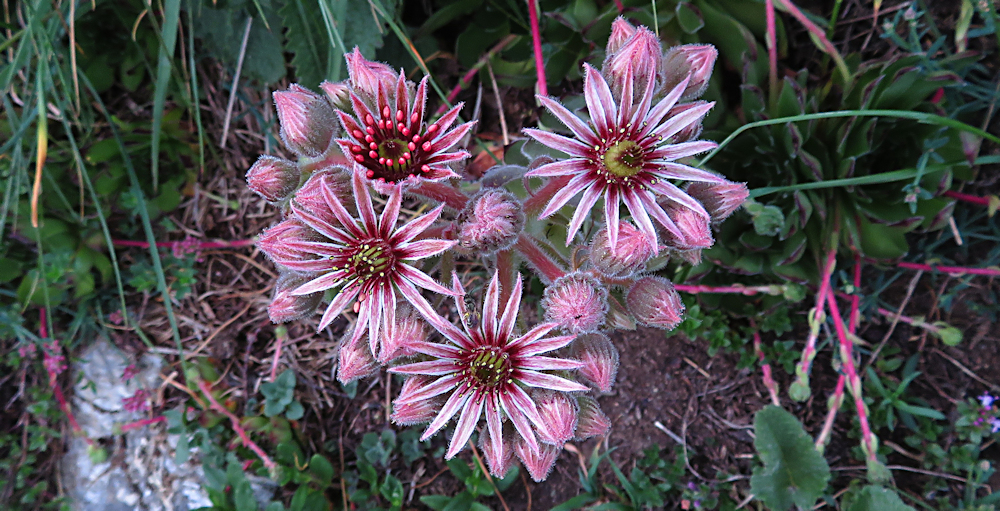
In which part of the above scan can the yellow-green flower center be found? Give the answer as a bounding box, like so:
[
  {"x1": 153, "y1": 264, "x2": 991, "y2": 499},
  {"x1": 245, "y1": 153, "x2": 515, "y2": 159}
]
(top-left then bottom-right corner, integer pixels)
[
  {"x1": 465, "y1": 346, "x2": 512, "y2": 389},
  {"x1": 601, "y1": 140, "x2": 644, "y2": 178},
  {"x1": 348, "y1": 241, "x2": 394, "y2": 284}
]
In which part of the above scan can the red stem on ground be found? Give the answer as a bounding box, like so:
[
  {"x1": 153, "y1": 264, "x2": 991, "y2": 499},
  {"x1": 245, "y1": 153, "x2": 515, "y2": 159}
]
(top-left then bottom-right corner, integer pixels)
[
  {"x1": 892, "y1": 260, "x2": 1000, "y2": 277},
  {"x1": 112, "y1": 239, "x2": 256, "y2": 249},
  {"x1": 437, "y1": 35, "x2": 519, "y2": 116},
  {"x1": 119, "y1": 416, "x2": 166, "y2": 433},
  {"x1": 514, "y1": 233, "x2": 566, "y2": 283},
  {"x1": 197, "y1": 379, "x2": 277, "y2": 471},
  {"x1": 40, "y1": 308, "x2": 93, "y2": 446},
  {"x1": 815, "y1": 374, "x2": 846, "y2": 451},
  {"x1": 826, "y1": 287, "x2": 879, "y2": 465},
  {"x1": 752, "y1": 324, "x2": 780, "y2": 406},
  {"x1": 527, "y1": 0, "x2": 548, "y2": 97},
  {"x1": 944, "y1": 190, "x2": 991, "y2": 206}
]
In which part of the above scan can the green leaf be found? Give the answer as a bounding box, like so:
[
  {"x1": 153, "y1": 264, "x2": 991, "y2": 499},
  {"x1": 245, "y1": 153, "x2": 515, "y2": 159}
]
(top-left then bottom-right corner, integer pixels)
[
  {"x1": 308, "y1": 454, "x2": 334, "y2": 485},
  {"x1": 380, "y1": 474, "x2": 404, "y2": 508},
  {"x1": 419, "y1": 495, "x2": 451, "y2": 510},
  {"x1": 261, "y1": 369, "x2": 296, "y2": 417},
  {"x1": 191, "y1": 2, "x2": 285, "y2": 84},
  {"x1": 932, "y1": 322, "x2": 963, "y2": 346},
  {"x1": 750, "y1": 406, "x2": 831, "y2": 511},
  {"x1": 744, "y1": 199, "x2": 785, "y2": 236},
  {"x1": 285, "y1": 400, "x2": 304, "y2": 420},
  {"x1": 675, "y1": 2, "x2": 704, "y2": 34},
  {"x1": 233, "y1": 479, "x2": 256, "y2": 511},
  {"x1": 279, "y1": 0, "x2": 331, "y2": 88},
  {"x1": 846, "y1": 485, "x2": 915, "y2": 511}
]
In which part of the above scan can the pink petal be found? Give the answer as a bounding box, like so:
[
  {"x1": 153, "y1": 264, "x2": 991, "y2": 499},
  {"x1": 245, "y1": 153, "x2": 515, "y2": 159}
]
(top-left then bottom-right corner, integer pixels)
[
  {"x1": 398, "y1": 283, "x2": 474, "y2": 350},
  {"x1": 290, "y1": 202, "x2": 356, "y2": 243},
  {"x1": 390, "y1": 204, "x2": 444, "y2": 244},
  {"x1": 518, "y1": 356, "x2": 584, "y2": 371},
  {"x1": 523, "y1": 128, "x2": 590, "y2": 157},
  {"x1": 482, "y1": 272, "x2": 501, "y2": 344},
  {"x1": 408, "y1": 340, "x2": 463, "y2": 359},
  {"x1": 500, "y1": 393, "x2": 539, "y2": 454},
  {"x1": 622, "y1": 190, "x2": 660, "y2": 255},
  {"x1": 421, "y1": 390, "x2": 469, "y2": 441},
  {"x1": 496, "y1": 276, "x2": 523, "y2": 343},
  {"x1": 537, "y1": 95, "x2": 598, "y2": 145},
  {"x1": 389, "y1": 359, "x2": 459, "y2": 376},
  {"x1": 351, "y1": 170, "x2": 378, "y2": 235},
  {"x1": 505, "y1": 384, "x2": 546, "y2": 432},
  {"x1": 646, "y1": 178, "x2": 711, "y2": 218},
  {"x1": 629, "y1": 61, "x2": 659, "y2": 128},
  {"x1": 604, "y1": 186, "x2": 622, "y2": 247},
  {"x1": 485, "y1": 396, "x2": 504, "y2": 466},
  {"x1": 397, "y1": 239, "x2": 458, "y2": 260},
  {"x1": 525, "y1": 158, "x2": 589, "y2": 178},
  {"x1": 319, "y1": 180, "x2": 365, "y2": 236},
  {"x1": 640, "y1": 76, "x2": 690, "y2": 137},
  {"x1": 641, "y1": 192, "x2": 684, "y2": 240},
  {"x1": 517, "y1": 334, "x2": 577, "y2": 357},
  {"x1": 431, "y1": 103, "x2": 465, "y2": 138},
  {"x1": 507, "y1": 322, "x2": 559, "y2": 350},
  {"x1": 647, "y1": 140, "x2": 717, "y2": 161},
  {"x1": 583, "y1": 65, "x2": 617, "y2": 137},
  {"x1": 566, "y1": 186, "x2": 602, "y2": 246},
  {"x1": 538, "y1": 173, "x2": 592, "y2": 219},
  {"x1": 352, "y1": 297, "x2": 374, "y2": 349},
  {"x1": 393, "y1": 374, "x2": 461, "y2": 405},
  {"x1": 398, "y1": 263, "x2": 456, "y2": 296},
  {"x1": 293, "y1": 272, "x2": 352, "y2": 296},
  {"x1": 516, "y1": 370, "x2": 589, "y2": 392},
  {"x1": 446, "y1": 395, "x2": 484, "y2": 459},
  {"x1": 316, "y1": 285, "x2": 361, "y2": 331},
  {"x1": 409, "y1": 78, "x2": 428, "y2": 132},
  {"x1": 427, "y1": 121, "x2": 474, "y2": 154},
  {"x1": 379, "y1": 186, "x2": 403, "y2": 239},
  {"x1": 649, "y1": 102, "x2": 716, "y2": 142},
  {"x1": 617, "y1": 62, "x2": 634, "y2": 125},
  {"x1": 648, "y1": 162, "x2": 727, "y2": 185}
]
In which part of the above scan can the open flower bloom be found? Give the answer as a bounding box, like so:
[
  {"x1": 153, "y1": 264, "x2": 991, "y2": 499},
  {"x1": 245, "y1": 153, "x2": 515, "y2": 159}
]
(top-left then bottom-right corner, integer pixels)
[
  {"x1": 337, "y1": 54, "x2": 474, "y2": 190},
  {"x1": 524, "y1": 64, "x2": 725, "y2": 250},
  {"x1": 259, "y1": 170, "x2": 457, "y2": 355},
  {"x1": 389, "y1": 271, "x2": 588, "y2": 466}
]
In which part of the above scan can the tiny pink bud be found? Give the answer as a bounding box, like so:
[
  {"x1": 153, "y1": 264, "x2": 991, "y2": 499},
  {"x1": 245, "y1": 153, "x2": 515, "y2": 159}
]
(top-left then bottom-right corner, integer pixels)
[
  {"x1": 660, "y1": 203, "x2": 714, "y2": 251},
  {"x1": 664, "y1": 101, "x2": 709, "y2": 143},
  {"x1": 540, "y1": 272, "x2": 609, "y2": 334},
  {"x1": 345, "y1": 47, "x2": 399, "y2": 100},
  {"x1": 659, "y1": 44, "x2": 718, "y2": 101},
  {"x1": 337, "y1": 333, "x2": 379, "y2": 384},
  {"x1": 625, "y1": 276, "x2": 685, "y2": 330},
  {"x1": 379, "y1": 306, "x2": 426, "y2": 363},
  {"x1": 602, "y1": 25, "x2": 661, "y2": 99},
  {"x1": 606, "y1": 17, "x2": 638, "y2": 55},
  {"x1": 292, "y1": 167, "x2": 356, "y2": 217},
  {"x1": 391, "y1": 377, "x2": 440, "y2": 425},
  {"x1": 479, "y1": 424, "x2": 516, "y2": 477},
  {"x1": 268, "y1": 272, "x2": 323, "y2": 323},
  {"x1": 273, "y1": 84, "x2": 337, "y2": 157},
  {"x1": 589, "y1": 221, "x2": 656, "y2": 278},
  {"x1": 570, "y1": 333, "x2": 619, "y2": 393},
  {"x1": 575, "y1": 396, "x2": 611, "y2": 439},
  {"x1": 319, "y1": 80, "x2": 352, "y2": 110},
  {"x1": 515, "y1": 440, "x2": 560, "y2": 482},
  {"x1": 456, "y1": 189, "x2": 525, "y2": 254},
  {"x1": 122, "y1": 389, "x2": 149, "y2": 413},
  {"x1": 534, "y1": 390, "x2": 578, "y2": 446},
  {"x1": 256, "y1": 219, "x2": 324, "y2": 270},
  {"x1": 246, "y1": 155, "x2": 301, "y2": 202},
  {"x1": 685, "y1": 180, "x2": 749, "y2": 222}
]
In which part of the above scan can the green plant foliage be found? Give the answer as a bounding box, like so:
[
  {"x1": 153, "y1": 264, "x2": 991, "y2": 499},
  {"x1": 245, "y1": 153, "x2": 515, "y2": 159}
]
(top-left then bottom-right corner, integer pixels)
[
  {"x1": 190, "y1": 0, "x2": 286, "y2": 84},
  {"x1": 750, "y1": 406, "x2": 831, "y2": 511},
  {"x1": 844, "y1": 485, "x2": 915, "y2": 511},
  {"x1": 261, "y1": 369, "x2": 304, "y2": 419}
]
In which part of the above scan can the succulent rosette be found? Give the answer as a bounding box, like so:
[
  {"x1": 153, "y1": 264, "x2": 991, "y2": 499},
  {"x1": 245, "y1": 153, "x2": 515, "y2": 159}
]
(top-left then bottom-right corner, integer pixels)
[
  {"x1": 389, "y1": 271, "x2": 589, "y2": 469},
  {"x1": 257, "y1": 170, "x2": 457, "y2": 357}
]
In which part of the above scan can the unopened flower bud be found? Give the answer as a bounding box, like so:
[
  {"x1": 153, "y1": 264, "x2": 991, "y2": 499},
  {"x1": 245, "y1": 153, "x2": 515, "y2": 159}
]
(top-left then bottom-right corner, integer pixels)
[
  {"x1": 337, "y1": 333, "x2": 379, "y2": 384},
  {"x1": 534, "y1": 390, "x2": 578, "y2": 446},
  {"x1": 479, "y1": 424, "x2": 516, "y2": 477},
  {"x1": 293, "y1": 167, "x2": 356, "y2": 217},
  {"x1": 602, "y1": 26, "x2": 661, "y2": 100},
  {"x1": 319, "y1": 80, "x2": 352, "y2": 110},
  {"x1": 274, "y1": 84, "x2": 337, "y2": 157},
  {"x1": 541, "y1": 272, "x2": 609, "y2": 334},
  {"x1": 606, "y1": 17, "x2": 637, "y2": 55},
  {"x1": 685, "y1": 180, "x2": 749, "y2": 222},
  {"x1": 515, "y1": 440, "x2": 560, "y2": 482},
  {"x1": 589, "y1": 222, "x2": 656, "y2": 278},
  {"x1": 660, "y1": 203, "x2": 714, "y2": 251},
  {"x1": 391, "y1": 377, "x2": 440, "y2": 425},
  {"x1": 664, "y1": 101, "x2": 709, "y2": 143},
  {"x1": 570, "y1": 333, "x2": 619, "y2": 393},
  {"x1": 246, "y1": 156, "x2": 301, "y2": 203},
  {"x1": 675, "y1": 248, "x2": 703, "y2": 266},
  {"x1": 575, "y1": 396, "x2": 611, "y2": 439},
  {"x1": 626, "y1": 276, "x2": 685, "y2": 330},
  {"x1": 659, "y1": 44, "x2": 718, "y2": 101},
  {"x1": 256, "y1": 219, "x2": 325, "y2": 270},
  {"x1": 379, "y1": 306, "x2": 426, "y2": 363},
  {"x1": 345, "y1": 47, "x2": 398, "y2": 101},
  {"x1": 457, "y1": 189, "x2": 525, "y2": 254},
  {"x1": 268, "y1": 272, "x2": 322, "y2": 323}
]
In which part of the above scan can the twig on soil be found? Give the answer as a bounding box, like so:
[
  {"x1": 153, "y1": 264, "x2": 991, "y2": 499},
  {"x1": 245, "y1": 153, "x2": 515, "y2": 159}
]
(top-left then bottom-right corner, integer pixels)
[
  {"x1": 119, "y1": 416, "x2": 166, "y2": 433},
  {"x1": 220, "y1": 17, "x2": 253, "y2": 149},
  {"x1": 932, "y1": 348, "x2": 1000, "y2": 393},
  {"x1": 196, "y1": 379, "x2": 277, "y2": 472}
]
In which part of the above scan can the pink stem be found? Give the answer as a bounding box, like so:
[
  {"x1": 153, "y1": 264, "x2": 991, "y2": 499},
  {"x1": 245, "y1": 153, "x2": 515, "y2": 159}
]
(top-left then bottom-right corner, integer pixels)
[
  {"x1": 197, "y1": 379, "x2": 277, "y2": 471},
  {"x1": 496, "y1": 248, "x2": 517, "y2": 307},
  {"x1": 673, "y1": 283, "x2": 783, "y2": 295},
  {"x1": 523, "y1": 175, "x2": 571, "y2": 217},
  {"x1": 527, "y1": 0, "x2": 548, "y2": 97},
  {"x1": 514, "y1": 233, "x2": 566, "y2": 283},
  {"x1": 270, "y1": 326, "x2": 288, "y2": 382},
  {"x1": 764, "y1": 0, "x2": 779, "y2": 104},
  {"x1": 826, "y1": 287, "x2": 879, "y2": 465},
  {"x1": 893, "y1": 260, "x2": 1000, "y2": 277},
  {"x1": 112, "y1": 239, "x2": 256, "y2": 249},
  {"x1": 815, "y1": 374, "x2": 846, "y2": 451},
  {"x1": 120, "y1": 416, "x2": 166, "y2": 433},
  {"x1": 408, "y1": 181, "x2": 470, "y2": 211},
  {"x1": 944, "y1": 190, "x2": 991, "y2": 206},
  {"x1": 849, "y1": 253, "x2": 861, "y2": 333},
  {"x1": 791, "y1": 246, "x2": 837, "y2": 392},
  {"x1": 752, "y1": 325, "x2": 780, "y2": 406},
  {"x1": 774, "y1": 0, "x2": 847, "y2": 78},
  {"x1": 437, "y1": 35, "x2": 518, "y2": 116},
  {"x1": 40, "y1": 308, "x2": 93, "y2": 446}
]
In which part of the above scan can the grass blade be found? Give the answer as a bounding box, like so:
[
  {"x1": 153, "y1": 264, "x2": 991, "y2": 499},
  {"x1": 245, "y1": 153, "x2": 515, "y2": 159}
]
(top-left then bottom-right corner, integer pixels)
[{"x1": 150, "y1": 0, "x2": 182, "y2": 193}]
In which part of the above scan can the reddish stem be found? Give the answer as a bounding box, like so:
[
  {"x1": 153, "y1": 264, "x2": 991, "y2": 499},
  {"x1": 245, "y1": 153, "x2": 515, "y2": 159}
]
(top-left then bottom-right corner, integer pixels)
[
  {"x1": 496, "y1": 248, "x2": 517, "y2": 307},
  {"x1": 437, "y1": 35, "x2": 518, "y2": 116},
  {"x1": 408, "y1": 181, "x2": 470, "y2": 211},
  {"x1": 197, "y1": 379, "x2": 277, "y2": 471},
  {"x1": 514, "y1": 233, "x2": 566, "y2": 283},
  {"x1": 792, "y1": 246, "x2": 837, "y2": 391},
  {"x1": 39, "y1": 308, "x2": 93, "y2": 446},
  {"x1": 112, "y1": 239, "x2": 256, "y2": 249},
  {"x1": 764, "y1": 0, "x2": 779, "y2": 104},
  {"x1": 523, "y1": 175, "x2": 571, "y2": 217},
  {"x1": 752, "y1": 325, "x2": 780, "y2": 406},
  {"x1": 612, "y1": 0, "x2": 624, "y2": 12},
  {"x1": 120, "y1": 416, "x2": 166, "y2": 433},
  {"x1": 893, "y1": 260, "x2": 1000, "y2": 277},
  {"x1": 527, "y1": 0, "x2": 548, "y2": 97},
  {"x1": 815, "y1": 374, "x2": 846, "y2": 451},
  {"x1": 944, "y1": 190, "x2": 991, "y2": 206},
  {"x1": 673, "y1": 283, "x2": 783, "y2": 296},
  {"x1": 849, "y1": 253, "x2": 862, "y2": 333},
  {"x1": 270, "y1": 326, "x2": 288, "y2": 382}
]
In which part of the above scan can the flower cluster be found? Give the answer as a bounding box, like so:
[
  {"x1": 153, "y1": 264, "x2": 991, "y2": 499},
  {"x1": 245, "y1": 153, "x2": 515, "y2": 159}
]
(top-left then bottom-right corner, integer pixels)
[{"x1": 248, "y1": 19, "x2": 746, "y2": 482}]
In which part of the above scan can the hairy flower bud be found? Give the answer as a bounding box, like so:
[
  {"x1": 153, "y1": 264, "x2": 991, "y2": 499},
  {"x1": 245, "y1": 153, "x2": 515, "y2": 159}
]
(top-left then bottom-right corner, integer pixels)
[
  {"x1": 570, "y1": 333, "x2": 619, "y2": 393},
  {"x1": 274, "y1": 84, "x2": 337, "y2": 157},
  {"x1": 257, "y1": 219, "x2": 325, "y2": 270},
  {"x1": 602, "y1": 25, "x2": 661, "y2": 100},
  {"x1": 479, "y1": 423, "x2": 517, "y2": 477},
  {"x1": 606, "y1": 17, "x2": 637, "y2": 55},
  {"x1": 391, "y1": 376, "x2": 440, "y2": 425},
  {"x1": 589, "y1": 222, "x2": 656, "y2": 278},
  {"x1": 534, "y1": 390, "x2": 578, "y2": 446},
  {"x1": 337, "y1": 334, "x2": 379, "y2": 384},
  {"x1": 456, "y1": 189, "x2": 525, "y2": 253},
  {"x1": 626, "y1": 276, "x2": 685, "y2": 330},
  {"x1": 659, "y1": 44, "x2": 718, "y2": 101},
  {"x1": 268, "y1": 272, "x2": 323, "y2": 323},
  {"x1": 685, "y1": 180, "x2": 749, "y2": 222},
  {"x1": 660, "y1": 203, "x2": 714, "y2": 251},
  {"x1": 379, "y1": 306, "x2": 425, "y2": 363},
  {"x1": 515, "y1": 441, "x2": 560, "y2": 483},
  {"x1": 292, "y1": 167, "x2": 357, "y2": 218},
  {"x1": 541, "y1": 272, "x2": 609, "y2": 334},
  {"x1": 575, "y1": 396, "x2": 611, "y2": 439},
  {"x1": 664, "y1": 101, "x2": 709, "y2": 143},
  {"x1": 345, "y1": 47, "x2": 398, "y2": 101},
  {"x1": 319, "y1": 80, "x2": 351, "y2": 111},
  {"x1": 246, "y1": 156, "x2": 301, "y2": 203}
]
